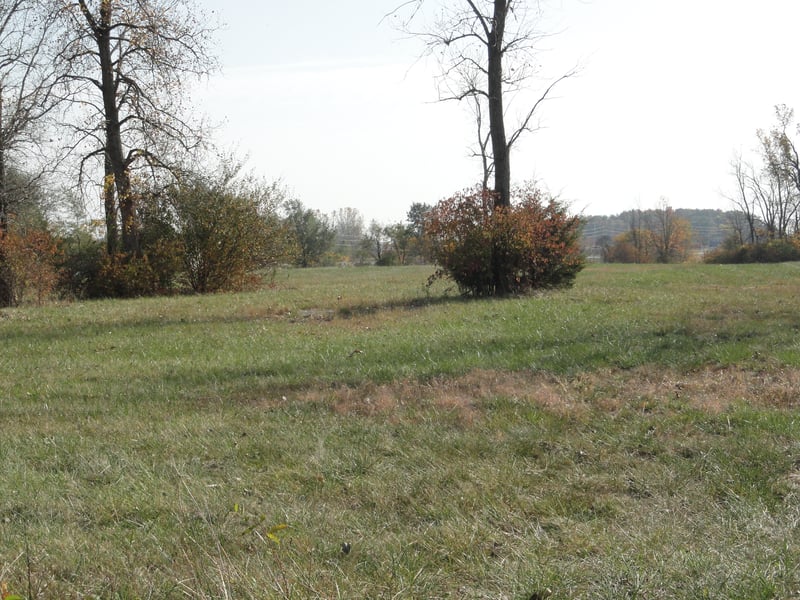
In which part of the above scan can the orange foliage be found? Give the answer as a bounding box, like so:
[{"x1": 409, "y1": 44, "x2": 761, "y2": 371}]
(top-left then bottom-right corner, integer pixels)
[{"x1": 0, "y1": 228, "x2": 61, "y2": 306}]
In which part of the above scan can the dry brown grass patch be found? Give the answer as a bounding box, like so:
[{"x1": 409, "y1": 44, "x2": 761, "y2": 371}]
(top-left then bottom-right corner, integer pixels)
[{"x1": 266, "y1": 366, "x2": 800, "y2": 423}]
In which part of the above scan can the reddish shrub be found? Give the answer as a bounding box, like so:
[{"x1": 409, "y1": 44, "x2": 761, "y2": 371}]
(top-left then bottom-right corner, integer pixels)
[{"x1": 425, "y1": 185, "x2": 584, "y2": 296}]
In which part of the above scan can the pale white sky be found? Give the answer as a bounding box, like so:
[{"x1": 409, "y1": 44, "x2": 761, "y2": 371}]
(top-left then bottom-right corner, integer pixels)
[{"x1": 196, "y1": 0, "x2": 800, "y2": 224}]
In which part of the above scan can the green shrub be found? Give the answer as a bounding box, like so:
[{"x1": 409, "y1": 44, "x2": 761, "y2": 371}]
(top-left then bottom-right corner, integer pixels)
[
  {"x1": 283, "y1": 199, "x2": 335, "y2": 267},
  {"x1": 170, "y1": 175, "x2": 293, "y2": 293},
  {"x1": 425, "y1": 185, "x2": 584, "y2": 296},
  {"x1": 57, "y1": 228, "x2": 104, "y2": 299},
  {"x1": 58, "y1": 170, "x2": 293, "y2": 297},
  {"x1": 138, "y1": 192, "x2": 185, "y2": 291}
]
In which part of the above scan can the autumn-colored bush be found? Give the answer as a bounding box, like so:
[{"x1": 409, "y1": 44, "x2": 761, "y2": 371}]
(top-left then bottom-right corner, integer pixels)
[
  {"x1": 58, "y1": 169, "x2": 293, "y2": 297},
  {"x1": 0, "y1": 227, "x2": 60, "y2": 306},
  {"x1": 604, "y1": 208, "x2": 692, "y2": 264},
  {"x1": 425, "y1": 185, "x2": 584, "y2": 296},
  {"x1": 604, "y1": 231, "x2": 653, "y2": 264}
]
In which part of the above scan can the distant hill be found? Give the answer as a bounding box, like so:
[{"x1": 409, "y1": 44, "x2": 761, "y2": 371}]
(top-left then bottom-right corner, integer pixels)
[{"x1": 581, "y1": 209, "x2": 737, "y2": 260}]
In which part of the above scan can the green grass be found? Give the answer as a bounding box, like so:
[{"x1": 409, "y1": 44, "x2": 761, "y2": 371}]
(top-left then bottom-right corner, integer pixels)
[{"x1": 1, "y1": 263, "x2": 800, "y2": 598}]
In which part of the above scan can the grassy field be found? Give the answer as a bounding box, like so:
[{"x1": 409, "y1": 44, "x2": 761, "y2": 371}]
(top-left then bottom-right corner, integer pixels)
[{"x1": 1, "y1": 263, "x2": 800, "y2": 599}]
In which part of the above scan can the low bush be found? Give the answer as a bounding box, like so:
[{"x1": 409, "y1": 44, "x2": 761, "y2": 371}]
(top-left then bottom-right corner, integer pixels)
[
  {"x1": 93, "y1": 252, "x2": 169, "y2": 298},
  {"x1": 58, "y1": 230, "x2": 182, "y2": 299},
  {"x1": 425, "y1": 185, "x2": 584, "y2": 296},
  {"x1": 705, "y1": 237, "x2": 800, "y2": 264}
]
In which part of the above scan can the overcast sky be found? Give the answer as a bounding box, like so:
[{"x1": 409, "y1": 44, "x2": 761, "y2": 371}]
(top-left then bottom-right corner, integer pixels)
[{"x1": 195, "y1": 0, "x2": 800, "y2": 224}]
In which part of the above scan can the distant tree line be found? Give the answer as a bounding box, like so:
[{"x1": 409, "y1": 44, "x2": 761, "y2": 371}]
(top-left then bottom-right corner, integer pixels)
[
  {"x1": 582, "y1": 207, "x2": 745, "y2": 263},
  {"x1": 285, "y1": 202, "x2": 434, "y2": 268}
]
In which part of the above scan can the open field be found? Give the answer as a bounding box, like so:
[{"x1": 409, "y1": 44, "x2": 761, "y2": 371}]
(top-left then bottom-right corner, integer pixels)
[{"x1": 1, "y1": 263, "x2": 800, "y2": 599}]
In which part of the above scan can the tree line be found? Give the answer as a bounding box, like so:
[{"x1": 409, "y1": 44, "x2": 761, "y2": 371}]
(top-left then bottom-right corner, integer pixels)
[
  {"x1": 286, "y1": 202, "x2": 433, "y2": 268},
  {"x1": 6, "y1": 2, "x2": 796, "y2": 307},
  {"x1": 581, "y1": 207, "x2": 740, "y2": 263}
]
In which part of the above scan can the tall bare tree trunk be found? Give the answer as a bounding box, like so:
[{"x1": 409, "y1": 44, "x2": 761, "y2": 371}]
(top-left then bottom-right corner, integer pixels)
[
  {"x1": 487, "y1": 0, "x2": 510, "y2": 209},
  {"x1": 103, "y1": 154, "x2": 118, "y2": 255},
  {"x1": 0, "y1": 88, "x2": 6, "y2": 236},
  {"x1": 486, "y1": 1, "x2": 510, "y2": 294},
  {"x1": 92, "y1": 0, "x2": 139, "y2": 255},
  {"x1": 0, "y1": 87, "x2": 9, "y2": 307},
  {"x1": 396, "y1": 0, "x2": 576, "y2": 296}
]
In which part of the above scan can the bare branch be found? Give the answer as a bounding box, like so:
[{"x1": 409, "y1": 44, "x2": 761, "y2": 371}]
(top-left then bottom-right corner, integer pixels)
[
  {"x1": 507, "y1": 68, "x2": 576, "y2": 151},
  {"x1": 464, "y1": 0, "x2": 491, "y2": 41}
]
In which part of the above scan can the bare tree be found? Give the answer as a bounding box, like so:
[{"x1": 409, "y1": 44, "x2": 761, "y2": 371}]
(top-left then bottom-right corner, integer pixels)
[
  {"x1": 54, "y1": 0, "x2": 217, "y2": 255},
  {"x1": 728, "y1": 148, "x2": 796, "y2": 242},
  {"x1": 726, "y1": 105, "x2": 800, "y2": 244},
  {"x1": 755, "y1": 106, "x2": 800, "y2": 238},
  {"x1": 764, "y1": 105, "x2": 800, "y2": 195},
  {"x1": 726, "y1": 153, "x2": 760, "y2": 244},
  {"x1": 0, "y1": 0, "x2": 61, "y2": 234},
  {"x1": 650, "y1": 198, "x2": 691, "y2": 263},
  {"x1": 748, "y1": 162, "x2": 795, "y2": 240},
  {"x1": 392, "y1": 0, "x2": 575, "y2": 207},
  {"x1": 469, "y1": 92, "x2": 492, "y2": 190}
]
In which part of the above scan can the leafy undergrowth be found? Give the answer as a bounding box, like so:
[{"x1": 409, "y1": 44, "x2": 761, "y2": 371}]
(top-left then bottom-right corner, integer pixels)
[{"x1": 1, "y1": 264, "x2": 800, "y2": 598}]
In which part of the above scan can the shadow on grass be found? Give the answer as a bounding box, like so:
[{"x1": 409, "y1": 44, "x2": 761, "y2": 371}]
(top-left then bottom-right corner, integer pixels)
[
  {"x1": 0, "y1": 289, "x2": 478, "y2": 348},
  {"x1": 335, "y1": 292, "x2": 474, "y2": 318},
  {"x1": 333, "y1": 283, "x2": 575, "y2": 318}
]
